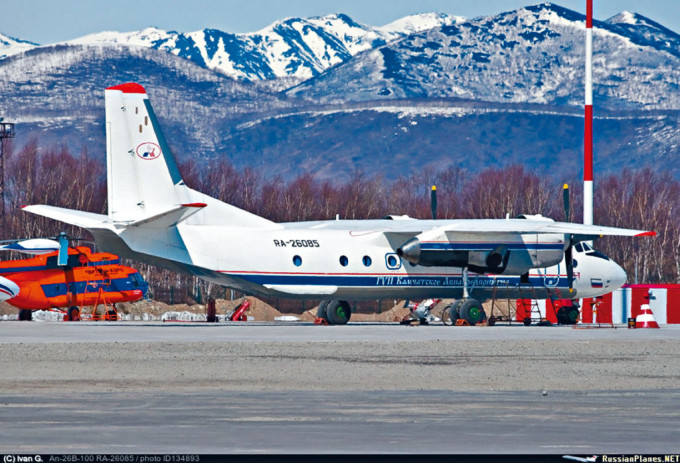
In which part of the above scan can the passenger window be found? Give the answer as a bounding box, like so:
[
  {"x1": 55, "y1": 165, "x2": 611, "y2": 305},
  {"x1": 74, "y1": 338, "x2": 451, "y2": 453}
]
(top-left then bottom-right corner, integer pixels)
[
  {"x1": 339, "y1": 256, "x2": 348, "y2": 267},
  {"x1": 362, "y1": 256, "x2": 372, "y2": 267},
  {"x1": 293, "y1": 255, "x2": 302, "y2": 267}
]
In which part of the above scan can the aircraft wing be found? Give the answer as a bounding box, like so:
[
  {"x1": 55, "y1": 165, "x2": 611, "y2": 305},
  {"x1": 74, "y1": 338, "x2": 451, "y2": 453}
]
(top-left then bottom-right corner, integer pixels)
[
  {"x1": 524, "y1": 221, "x2": 655, "y2": 238},
  {"x1": 411, "y1": 220, "x2": 655, "y2": 239},
  {"x1": 305, "y1": 218, "x2": 655, "y2": 239}
]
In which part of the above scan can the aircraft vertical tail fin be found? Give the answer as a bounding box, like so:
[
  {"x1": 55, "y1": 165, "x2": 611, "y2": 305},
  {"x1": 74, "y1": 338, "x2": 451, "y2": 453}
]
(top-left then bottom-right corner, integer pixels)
[
  {"x1": 105, "y1": 83, "x2": 189, "y2": 222},
  {"x1": 104, "y1": 83, "x2": 274, "y2": 228}
]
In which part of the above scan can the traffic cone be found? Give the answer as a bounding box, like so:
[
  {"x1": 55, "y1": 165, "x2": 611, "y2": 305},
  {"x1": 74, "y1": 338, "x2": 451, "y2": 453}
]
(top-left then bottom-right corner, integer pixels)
[{"x1": 635, "y1": 304, "x2": 660, "y2": 328}]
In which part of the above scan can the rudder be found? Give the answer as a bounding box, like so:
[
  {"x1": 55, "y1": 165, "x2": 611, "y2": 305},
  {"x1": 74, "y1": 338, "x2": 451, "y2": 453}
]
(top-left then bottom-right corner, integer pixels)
[{"x1": 105, "y1": 83, "x2": 188, "y2": 222}]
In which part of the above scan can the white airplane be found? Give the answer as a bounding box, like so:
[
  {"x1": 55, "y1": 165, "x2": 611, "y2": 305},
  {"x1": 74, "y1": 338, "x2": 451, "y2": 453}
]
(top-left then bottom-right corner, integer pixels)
[{"x1": 24, "y1": 83, "x2": 655, "y2": 325}]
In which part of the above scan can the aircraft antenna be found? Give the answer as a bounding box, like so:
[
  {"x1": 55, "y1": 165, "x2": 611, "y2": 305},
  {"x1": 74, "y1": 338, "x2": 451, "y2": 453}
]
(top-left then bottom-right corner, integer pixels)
[{"x1": 0, "y1": 119, "x2": 15, "y2": 239}]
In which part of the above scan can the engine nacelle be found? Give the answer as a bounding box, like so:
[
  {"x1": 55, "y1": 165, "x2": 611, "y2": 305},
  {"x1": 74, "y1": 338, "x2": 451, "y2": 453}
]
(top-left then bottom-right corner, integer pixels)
[{"x1": 397, "y1": 230, "x2": 566, "y2": 274}]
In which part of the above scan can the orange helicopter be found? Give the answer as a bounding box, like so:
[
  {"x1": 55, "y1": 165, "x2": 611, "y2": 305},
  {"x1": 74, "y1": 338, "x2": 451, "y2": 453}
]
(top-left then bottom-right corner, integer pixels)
[{"x1": 0, "y1": 235, "x2": 148, "y2": 321}]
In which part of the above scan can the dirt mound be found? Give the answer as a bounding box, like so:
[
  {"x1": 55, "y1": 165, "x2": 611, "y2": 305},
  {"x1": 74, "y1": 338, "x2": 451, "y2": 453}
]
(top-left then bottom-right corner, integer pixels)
[
  {"x1": 217, "y1": 296, "x2": 282, "y2": 321},
  {"x1": 299, "y1": 308, "x2": 318, "y2": 322}
]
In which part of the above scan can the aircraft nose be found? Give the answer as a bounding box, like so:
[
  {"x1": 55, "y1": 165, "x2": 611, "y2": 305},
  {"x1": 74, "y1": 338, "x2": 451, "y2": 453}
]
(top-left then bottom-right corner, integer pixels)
[{"x1": 610, "y1": 261, "x2": 627, "y2": 291}]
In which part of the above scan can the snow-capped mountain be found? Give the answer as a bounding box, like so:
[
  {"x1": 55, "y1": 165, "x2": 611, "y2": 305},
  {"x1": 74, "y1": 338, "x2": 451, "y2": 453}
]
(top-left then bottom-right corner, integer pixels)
[
  {"x1": 0, "y1": 43, "x2": 290, "y2": 160},
  {"x1": 604, "y1": 10, "x2": 680, "y2": 59},
  {"x1": 0, "y1": 32, "x2": 38, "y2": 59},
  {"x1": 1, "y1": 4, "x2": 679, "y2": 181},
  {"x1": 63, "y1": 13, "x2": 461, "y2": 81},
  {"x1": 287, "y1": 3, "x2": 680, "y2": 109}
]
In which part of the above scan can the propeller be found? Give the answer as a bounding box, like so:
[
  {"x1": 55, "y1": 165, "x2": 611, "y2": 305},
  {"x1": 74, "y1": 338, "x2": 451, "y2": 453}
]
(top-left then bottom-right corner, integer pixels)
[
  {"x1": 562, "y1": 184, "x2": 575, "y2": 293},
  {"x1": 431, "y1": 185, "x2": 437, "y2": 220}
]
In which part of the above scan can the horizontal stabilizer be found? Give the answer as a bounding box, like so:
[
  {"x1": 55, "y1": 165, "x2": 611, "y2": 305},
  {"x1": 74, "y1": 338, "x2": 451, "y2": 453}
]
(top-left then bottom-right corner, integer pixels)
[
  {"x1": 129, "y1": 203, "x2": 207, "y2": 228},
  {"x1": 22, "y1": 205, "x2": 110, "y2": 229}
]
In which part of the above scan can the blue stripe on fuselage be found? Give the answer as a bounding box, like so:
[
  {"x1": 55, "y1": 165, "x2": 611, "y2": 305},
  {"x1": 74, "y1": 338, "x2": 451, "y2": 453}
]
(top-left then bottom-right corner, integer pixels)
[
  {"x1": 41, "y1": 277, "x2": 146, "y2": 297},
  {"x1": 0, "y1": 265, "x2": 48, "y2": 274},
  {"x1": 226, "y1": 272, "x2": 569, "y2": 289}
]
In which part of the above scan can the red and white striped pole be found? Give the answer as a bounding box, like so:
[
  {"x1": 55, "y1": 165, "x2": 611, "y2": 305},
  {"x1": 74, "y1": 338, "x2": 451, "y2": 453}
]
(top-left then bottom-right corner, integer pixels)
[{"x1": 584, "y1": 0, "x2": 593, "y2": 226}]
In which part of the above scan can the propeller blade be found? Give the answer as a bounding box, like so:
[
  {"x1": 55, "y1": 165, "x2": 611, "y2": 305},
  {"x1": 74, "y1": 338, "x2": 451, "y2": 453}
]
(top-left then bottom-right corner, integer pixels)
[
  {"x1": 565, "y1": 235, "x2": 574, "y2": 294},
  {"x1": 431, "y1": 185, "x2": 437, "y2": 220},
  {"x1": 563, "y1": 183, "x2": 571, "y2": 222}
]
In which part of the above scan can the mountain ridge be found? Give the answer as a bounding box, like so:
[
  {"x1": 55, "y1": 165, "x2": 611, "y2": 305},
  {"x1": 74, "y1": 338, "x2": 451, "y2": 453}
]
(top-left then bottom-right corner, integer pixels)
[
  {"x1": 1, "y1": 3, "x2": 679, "y2": 182},
  {"x1": 1, "y1": 13, "x2": 461, "y2": 82}
]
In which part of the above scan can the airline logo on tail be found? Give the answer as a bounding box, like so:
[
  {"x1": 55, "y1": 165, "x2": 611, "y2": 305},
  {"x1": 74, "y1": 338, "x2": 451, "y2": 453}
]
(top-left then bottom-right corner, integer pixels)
[{"x1": 136, "y1": 142, "x2": 161, "y2": 160}]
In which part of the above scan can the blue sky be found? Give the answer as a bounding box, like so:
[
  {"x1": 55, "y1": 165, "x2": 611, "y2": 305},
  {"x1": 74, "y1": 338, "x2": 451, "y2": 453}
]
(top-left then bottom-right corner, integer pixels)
[{"x1": 3, "y1": 1, "x2": 679, "y2": 44}]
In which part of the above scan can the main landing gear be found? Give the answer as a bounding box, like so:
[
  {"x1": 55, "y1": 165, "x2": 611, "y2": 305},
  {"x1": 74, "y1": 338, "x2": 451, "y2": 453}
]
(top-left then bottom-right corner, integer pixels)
[
  {"x1": 442, "y1": 266, "x2": 487, "y2": 326},
  {"x1": 316, "y1": 300, "x2": 352, "y2": 325},
  {"x1": 442, "y1": 299, "x2": 487, "y2": 326}
]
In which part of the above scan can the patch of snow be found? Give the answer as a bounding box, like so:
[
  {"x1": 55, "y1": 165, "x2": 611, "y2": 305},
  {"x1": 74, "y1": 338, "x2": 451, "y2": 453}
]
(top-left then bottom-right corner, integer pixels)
[
  {"x1": 379, "y1": 13, "x2": 463, "y2": 34},
  {"x1": 31, "y1": 310, "x2": 64, "y2": 322},
  {"x1": 606, "y1": 11, "x2": 639, "y2": 25},
  {"x1": 161, "y1": 311, "x2": 207, "y2": 322},
  {"x1": 0, "y1": 32, "x2": 39, "y2": 59}
]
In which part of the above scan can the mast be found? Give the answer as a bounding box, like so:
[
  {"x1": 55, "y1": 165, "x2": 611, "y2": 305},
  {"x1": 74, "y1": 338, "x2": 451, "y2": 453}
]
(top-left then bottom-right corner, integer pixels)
[{"x1": 584, "y1": 0, "x2": 593, "y2": 226}]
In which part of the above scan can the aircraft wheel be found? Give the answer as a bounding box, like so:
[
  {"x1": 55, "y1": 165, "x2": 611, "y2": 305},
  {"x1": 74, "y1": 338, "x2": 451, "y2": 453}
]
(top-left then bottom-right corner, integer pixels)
[
  {"x1": 107, "y1": 309, "x2": 118, "y2": 321},
  {"x1": 443, "y1": 300, "x2": 462, "y2": 326},
  {"x1": 325, "y1": 300, "x2": 351, "y2": 325},
  {"x1": 18, "y1": 309, "x2": 33, "y2": 321},
  {"x1": 557, "y1": 306, "x2": 579, "y2": 325},
  {"x1": 457, "y1": 299, "x2": 486, "y2": 326},
  {"x1": 316, "y1": 300, "x2": 330, "y2": 322},
  {"x1": 67, "y1": 307, "x2": 81, "y2": 322}
]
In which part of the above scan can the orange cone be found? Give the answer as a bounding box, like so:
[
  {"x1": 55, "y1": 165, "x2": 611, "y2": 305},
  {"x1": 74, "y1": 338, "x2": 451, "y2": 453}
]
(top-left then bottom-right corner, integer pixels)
[{"x1": 635, "y1": 304, "x2": 660, "y2": 328}]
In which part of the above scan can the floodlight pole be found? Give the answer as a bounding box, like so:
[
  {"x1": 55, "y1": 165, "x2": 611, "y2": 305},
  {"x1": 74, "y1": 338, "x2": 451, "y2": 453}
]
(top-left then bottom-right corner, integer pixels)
[{"x1": 0, "y1": 121, "x2": 16, "y2": 238}]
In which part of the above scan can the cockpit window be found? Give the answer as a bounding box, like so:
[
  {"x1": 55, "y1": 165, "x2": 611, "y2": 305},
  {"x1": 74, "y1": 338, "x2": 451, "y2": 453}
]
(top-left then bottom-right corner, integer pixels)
[
  {"x1": 586, "y1": 250, "x2": 611, "y2": 261},
  {"x1": 575, "y1": 243, "x2": 584, "y2": 253},
  {"x1": 583, "y1": 243, "x2": 593, "y2": 251}
]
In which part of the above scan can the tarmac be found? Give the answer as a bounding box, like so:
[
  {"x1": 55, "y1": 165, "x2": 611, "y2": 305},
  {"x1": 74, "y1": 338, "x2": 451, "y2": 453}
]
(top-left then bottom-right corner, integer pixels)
[{"x1": 1, "y1": 321, "x2": 679, "y2": 454}]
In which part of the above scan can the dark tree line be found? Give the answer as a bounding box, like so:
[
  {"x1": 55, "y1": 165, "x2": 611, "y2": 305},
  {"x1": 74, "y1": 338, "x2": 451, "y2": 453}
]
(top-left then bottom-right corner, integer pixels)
[{"x1": 3, "y1": 139, "x2": 678, "y2": 304}]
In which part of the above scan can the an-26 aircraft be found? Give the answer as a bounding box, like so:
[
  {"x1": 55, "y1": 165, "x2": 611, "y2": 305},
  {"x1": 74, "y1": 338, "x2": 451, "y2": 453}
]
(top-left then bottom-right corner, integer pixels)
[{"x1": 24, "y1": 83, "x2": 655, "y2": 325}]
